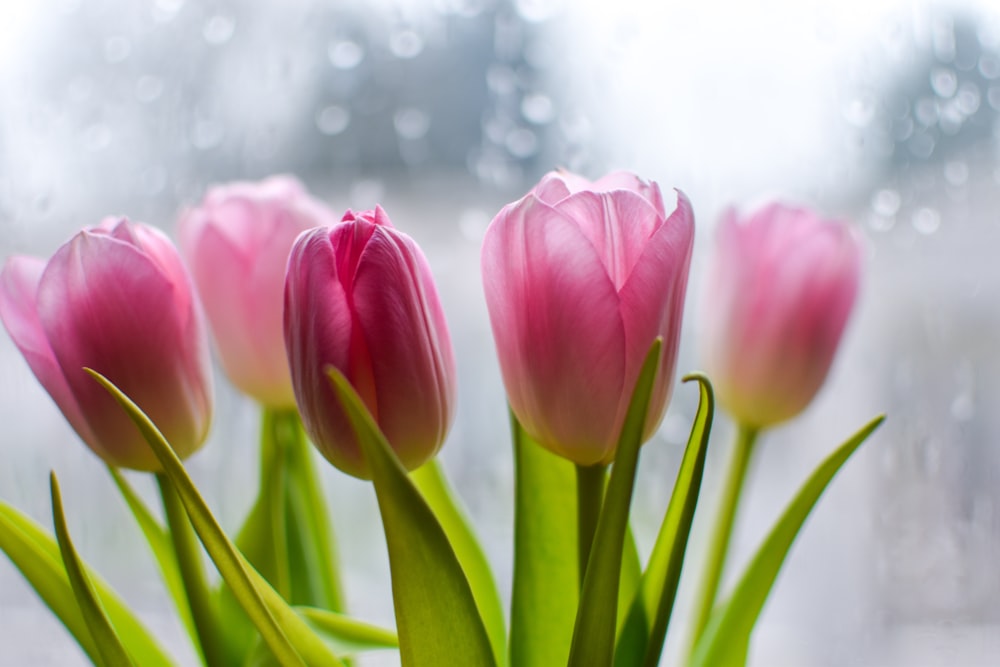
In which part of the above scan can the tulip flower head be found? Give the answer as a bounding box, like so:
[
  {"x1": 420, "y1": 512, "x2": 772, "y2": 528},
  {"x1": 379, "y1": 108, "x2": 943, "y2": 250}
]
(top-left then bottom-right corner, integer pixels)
[
  {"x1": 180, "y1": 175, "x2": 337, "y2": 407},
  {"x1": 0, "y1": 218, "x2": 213, "y2": 470},
  {"x1": 701, "y1": 202, "x2": 862, "y2": 428},
  {"x1": 284, "y1": 206, "x2": 456, "y2": 479},
  {"x1": 482, "y1": 170, "x2": 695, "y2": 466}
]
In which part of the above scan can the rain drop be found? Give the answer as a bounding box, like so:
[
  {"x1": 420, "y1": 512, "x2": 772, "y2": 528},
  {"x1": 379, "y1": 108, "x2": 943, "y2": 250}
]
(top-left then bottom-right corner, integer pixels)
[
  {"x1": 911, "y1": 207, "x2": 941, "y2": 235},
  {"x1": 978, "y1": 54, "x2": 1000, "y2": 80},
  {"x1": 389, "y1": 30, "x2": 424, "y2": 59},
  {"x1": 872, "y1": 189, "x2": 901, "y2": 217},
  {"x1": 394, "y1": 108, "x2": 430, "y2": 140},
  {"x1": 521, "y1": 93, "x2": 554, "y2": 124},
  {"x1": 328, "y1": 41, "x2": 364, "y2": 69},
  {"x1": 930, "y1": 67, "x2": 957, "y2": 98},
  {"x1": 316, "y1": 106, "x2": 350, "y2": 135},
  {"x1": 486, "y1": 66, "x2": 517, "y2": 96},
  {"x1": 203, "y1": 15, "x2": 235, "y2": 45},
  {"x1": 944, "y1": 161, "x2": 969, "y2": 186}
]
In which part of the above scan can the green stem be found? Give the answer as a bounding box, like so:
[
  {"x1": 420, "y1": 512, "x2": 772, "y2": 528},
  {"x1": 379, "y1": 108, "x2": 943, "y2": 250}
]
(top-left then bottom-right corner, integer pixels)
[
  {"x1": 157, "y1": 473, "x2": 227, "y2": 667},
  {"x1": 261, "y1": 410, "x2": 292, "y2": 599},
  {"x1": 575, "y1": 463, "x2": 606, "y2": 589},
  {"x1": 687, "y1": 424, "x2": 759, "y2": 656}
]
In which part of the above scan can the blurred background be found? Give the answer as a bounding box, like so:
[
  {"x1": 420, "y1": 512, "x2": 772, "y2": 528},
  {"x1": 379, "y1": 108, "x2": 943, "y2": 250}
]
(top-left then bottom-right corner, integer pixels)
[{"x1": 1, "y1": 0, "x2": 999, "y2": 664}]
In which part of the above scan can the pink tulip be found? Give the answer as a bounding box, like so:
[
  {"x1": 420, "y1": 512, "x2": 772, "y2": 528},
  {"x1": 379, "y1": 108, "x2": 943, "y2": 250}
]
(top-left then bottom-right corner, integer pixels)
[
  {"x1": 0, "y1": 218, "x2": 213, "y2": 471},
  {"x1": 284, "y1": 206, "x2": 456, "y2": 479},
  {"x1": 482, "y1": 170, "x2": 695, "y2": 465},
  {"x1": 701, "y1": 202, "x2": 862, "y2": 428},
  {"x1": 179, "y1": 175, "x2": 337, "y2": 407}
]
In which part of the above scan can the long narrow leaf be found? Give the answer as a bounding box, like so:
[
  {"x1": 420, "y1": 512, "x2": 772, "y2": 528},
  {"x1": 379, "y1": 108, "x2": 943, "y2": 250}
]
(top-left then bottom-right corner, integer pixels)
[
  {"x1": 691, "y1": 415, "x2": 885, "y2": 667},
  {"x1": 86, "y1": 368, "x2": 336, "y2": 667},
  {"x1": 615, "y1": 373, "x2": 715, "y2": 667},
  {"x1": 510, "y1": 416, "x2": 579, "y2": 667},
  {"x1": 106, "y1": 467, "x2": 198, "y2": 652},
  {"x1": 567, "y1": 339, "x2": 662, "y2": 667},
  {"x1": 50, "y1": 473, "x2": 136, "y2": 667},
  {"x1": 409, "y1": 459, "x2": 506, "y2": 666},
  {"x1": 327, "y1": 367, "x2": 496, "y2": 667},
  {"x1": 245, "y1": 608, "x2": 398, "y2": 667},
  {"x1": 0, "y1": 501, "x2": 176, "y2": 667}
]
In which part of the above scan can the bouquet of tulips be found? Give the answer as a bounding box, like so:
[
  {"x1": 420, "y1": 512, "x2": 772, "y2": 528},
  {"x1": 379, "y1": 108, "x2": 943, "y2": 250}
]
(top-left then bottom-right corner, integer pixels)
[{"x1": 0, "y1": 171, "x2": 881, "y2": 666}]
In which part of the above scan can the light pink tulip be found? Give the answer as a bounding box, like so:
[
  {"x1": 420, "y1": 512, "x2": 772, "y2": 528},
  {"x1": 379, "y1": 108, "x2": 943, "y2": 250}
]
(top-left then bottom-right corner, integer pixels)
[
  {"x1": 701, "y1": 202, "x2": 862, "y2": 428},
  {"x1": 482, "y1": 170, "x2": 695, "y2": 466},
  {"x1": 0, "y1": 218, "x2": 213, "y2": 470},
  {"x1": 284, "y1": 206, "x2": 456, "y2": 479},
  {"x1": 179, "y1": 175, "x2": 337, "y2": 407}
]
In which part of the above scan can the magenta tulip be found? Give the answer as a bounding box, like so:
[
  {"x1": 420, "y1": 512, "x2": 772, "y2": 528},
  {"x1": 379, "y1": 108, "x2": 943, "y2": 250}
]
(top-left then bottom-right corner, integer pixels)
[
  {"x1": 0, "y1": 218, "x2": 213, "y2": 471},
  {"x1": 701, "y1": 202, "x2": 862, "y2": 428},
  {"x1": 179, "y1": 175, "x2": 337, "y2": 407},
  {"x1": 482, "y1": 170, "x2": 695, "y2": 466},
  {"x1": 284, "y1": 206, "x2": 456, "y2": 479}
]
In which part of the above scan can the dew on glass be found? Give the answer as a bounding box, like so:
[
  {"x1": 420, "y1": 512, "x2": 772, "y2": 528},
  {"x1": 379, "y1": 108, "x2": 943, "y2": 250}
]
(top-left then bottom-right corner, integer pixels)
[
  {"x1": 931, "y1": 67, "x2": 958, "y2": 98},
  {"x1": 505, "y1": 126, "x2": 537, "y2": 158},
  {"x1": 191, "y1": 119, "x2": 224, "y2": 150},
  {"x1": 944, "y1": 161, "x2": 969, "y2": 186},
  {"x1": 389, "y1": 30, "x2": 424, "y2": 59},
  {"x1": 978, "y1": 54, "x2": 1000, "y2": 79},
  {"x1": 82, "y1": 124, "x2": 111, "y2": 151},
  {"x1": 394, "y1": 108, "x2": 430, "y2": 140},
  {"x1": 135, "y1": 75, "x2": 164, "y2": 103},
  {"x1": 328, "y1": 40, "x2": 364, "y2": 69},
  {"x1": 911, "y1": 207, "x2": 941, "y2": 234},
  {"x1": 315, "y1": 105, "x2": 350, "y2": 135},
  {"x1": 843, "y1": 95, "x2": 876, "y2": 128},
  {"x1": 872, "y1": 188, "x2": 901, "y2": 217},
  {"x1": 521, "y1": 93, "x2": 554, "y2": 125},
  {"x1": 955, "y1": 82, "x2": 981, "y2": 115},
  {"x1": 914, "y1": 97, "x2": 939, "y2": 126},
  {"x1": 987, "y1": 84, "x2": 1000, "y2": 111},
  {"x1": 909, "y1": 131, "x2": 935, "y2": 159},
  {"x1": 203, "y1": 15, "x2": 236, "y2": 46},
  {"x1": 104, "y1": 36, "x2": 130, "y2": 64}
]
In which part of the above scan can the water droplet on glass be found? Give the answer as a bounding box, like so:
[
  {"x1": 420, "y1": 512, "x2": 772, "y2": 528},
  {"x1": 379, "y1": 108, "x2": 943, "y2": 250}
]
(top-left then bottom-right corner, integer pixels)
[
  {"x1": 521, "y1": 93, "x2": 554, "y2": 124},
  {"x1": 842, "y1": 95, "x2": 875, "y2": 128},
  {"x1": 135, "y1": 75, "x2": 164, "y2": 103},
  {"x1": 872, "y1": 188, "x2": 901, "y2": 217},
  {"x1": 955, "y1": 82, "x2": 981, "y2": 115},
  {"x1": 944, "y1": 161, "x2": 969, "y2": 186},
  {"x1": 979, "y1": 54, "x2": 1000, "y2": 80},
  {"x1": 350, "y1": 179, "x2": 385, "y2": 208},
  {"x1": 104, "y1": 36, "x2": 130, "y2": 63},
  {"x1": 203, "y1": 15, "x2": 235, "y2": 45},
  {"x1": 505, "y1": 127, "x2": 538, "y2": 158},
  {"x1": 83, "y1": 124, "x2": 111, "y2": 151},
  {"x1": 930, "y1": 67, "x2": 957, "y2": 98},
  {"x1": 911, "y1": 207, "x2": 941, "y2": 235},
  {"x1": 939, "y1": 102, "x2": 965, "y2": 135},
  {"x1": 328, "y1": 41, "x2": 364, "y2": 69},
  {"x1": 152, "y1": 0, "x2": 183, "y2": 21},
  {"x1": 389, "y1": 30, "x2": 424, "y2": 59},
  {"x1": 914, "y1": 97, "x2": 939, "y2": 126},
  {"x1": 394, "y1": 108, "x2": 430, "y2": 140},
  {"x1": 315, "y1": 105, "x2": 350, "y2": 135},
  {"x1": 892, "y1": 116, "x2": 914, "y2": 142},
  {"x1": 486, "y1": 66, "x2": 517, "y2": 96},
  {"x1": 191, "y1": 119, "x2": 224, "y2": 149}
]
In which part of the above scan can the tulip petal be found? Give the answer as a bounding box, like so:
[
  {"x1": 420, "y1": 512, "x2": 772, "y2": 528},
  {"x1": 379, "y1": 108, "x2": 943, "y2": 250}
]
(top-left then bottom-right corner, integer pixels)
[
  {"x1": 618, "y1": 191, "x2": 695, "y2": 443},
  {"x1": 351, "y1": 226, "x2": 456, "y2": 471},
  {"x1": 0, "y1": 256, "x2": 96, "y2": 446},
  {"x1": 36, "y1": 231, "x2": 209, "y2": 469},
  {"x1": 483, "y1": 196, "x2": 627, "y2": 464}
]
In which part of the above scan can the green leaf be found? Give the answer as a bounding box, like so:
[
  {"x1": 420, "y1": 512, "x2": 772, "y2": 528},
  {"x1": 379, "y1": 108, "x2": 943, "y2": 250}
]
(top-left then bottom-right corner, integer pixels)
[
  {"x1": 86, "y1": 368, "x2": 341, "y2": 667},
  {"x1": 615, "y1": 373, "x2": 715, "y2": 667},
  {"x1": 617, "y1": 525, "x2": 642, "y2": 639},
  {"x1": 409, "y1": 459, "x2": 506, "y2": 666},
  {"x1": 0, "y1": 501, "x2": 176, "y2": 667},
  {"x1": 690, "y1": 415, "x2": 885, "y2": 667},
  {"x1": 106, "y1": 467, "x2": 198, "y2": 652},
  {"x1": 567, "y1": 339, "x2": 663, "y2": 667},
  {"x1": 326, "y1": 367, "x2": 496, "y2": 667},
  {"x1": 50, "y1": 473, "x2": 136, "y2": 667},
  {"x1": 510, "y1": 416, "x2": 579, "y2": 667},
  {"x1": 245, "y1": 608, "x2": 397, "y2": 667}
]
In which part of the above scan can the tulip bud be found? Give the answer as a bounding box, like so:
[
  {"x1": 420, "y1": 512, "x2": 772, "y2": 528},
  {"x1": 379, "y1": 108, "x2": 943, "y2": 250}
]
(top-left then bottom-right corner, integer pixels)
[
  {"x1": 701, "y1": 202, "x2": 862, "y2": 428},
  {"x1": 0, "y1": 218, "x2": 213, "y2": 470},
  {"x1": 284, "y1": 206, "x2": 456, "y2": 479},
  {"x1": 179, "y1": 175, "x2": 337, "y2": 407},
  {"x1": 482, "y1": 170, "x2": 695, "y2": 465}
]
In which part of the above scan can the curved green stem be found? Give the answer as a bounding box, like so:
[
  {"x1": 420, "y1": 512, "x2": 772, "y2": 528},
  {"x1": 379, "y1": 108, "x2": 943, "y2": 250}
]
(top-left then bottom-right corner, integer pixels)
[
  {"x1": 575, "y1": 463, "x2": 606, "y2": 589},
  {"x1": 158, "y1": 473, "x2": 227, "y2": 667},
  {"x1": 687, "y1": 424, "x2": 759, "y2": 656}
]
